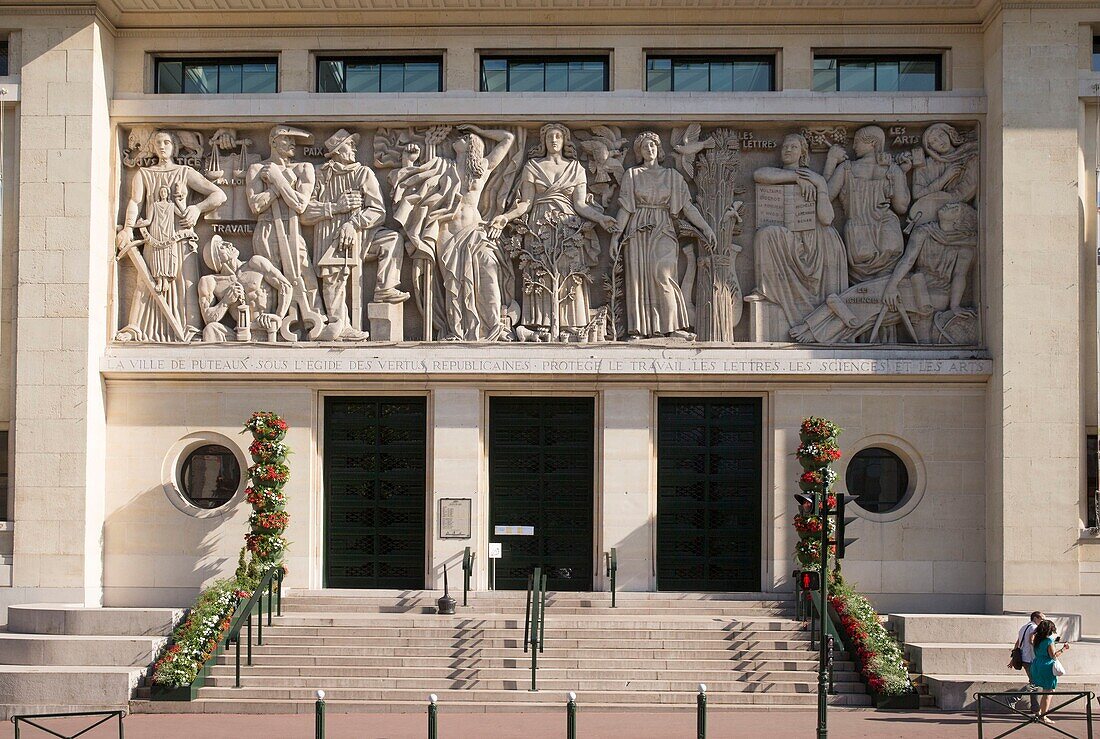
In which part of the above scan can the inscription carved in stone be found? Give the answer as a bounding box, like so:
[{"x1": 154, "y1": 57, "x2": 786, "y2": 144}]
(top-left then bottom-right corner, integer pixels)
[{"x1": 113, "y1": 120, "x2": 981, "y2": 347}]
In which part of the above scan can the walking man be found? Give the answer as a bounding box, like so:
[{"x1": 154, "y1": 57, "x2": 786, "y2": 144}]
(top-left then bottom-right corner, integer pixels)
[{"x1": 1009, "y1": 610, "x2": 1044, "y2": 713}]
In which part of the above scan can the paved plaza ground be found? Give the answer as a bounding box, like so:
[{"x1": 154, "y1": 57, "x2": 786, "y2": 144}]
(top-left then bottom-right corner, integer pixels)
[{"x1": 2, "y1": 709, "x2": 1095, "y2": 738}]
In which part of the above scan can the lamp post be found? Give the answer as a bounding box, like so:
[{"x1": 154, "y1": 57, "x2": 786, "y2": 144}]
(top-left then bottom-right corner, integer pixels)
[{"x1": 817, "y1": 492, "x2": 829, "y2": 739}]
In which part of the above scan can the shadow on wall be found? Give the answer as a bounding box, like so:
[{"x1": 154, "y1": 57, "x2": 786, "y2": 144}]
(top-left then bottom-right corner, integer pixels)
[{"x1": 101, "y1": 483, "x2": 248, "y2": 608}]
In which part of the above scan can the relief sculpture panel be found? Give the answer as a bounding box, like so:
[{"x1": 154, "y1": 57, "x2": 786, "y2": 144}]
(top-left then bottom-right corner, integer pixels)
[{"x1": 113, "y1": 120, "x2": 980, "y2": 347}]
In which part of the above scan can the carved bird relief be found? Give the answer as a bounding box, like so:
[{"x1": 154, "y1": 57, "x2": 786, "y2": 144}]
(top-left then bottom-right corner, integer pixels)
[{"x1": 672, "y1": 123, "x2": 716, "y2": 179}]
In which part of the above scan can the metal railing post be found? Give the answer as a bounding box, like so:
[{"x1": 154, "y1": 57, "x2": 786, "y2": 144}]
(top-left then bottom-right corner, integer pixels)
[
  {"x1": 530, "y1": 566, "x2": 543, "y2": 692},
  {"x1": 539, "y1": 572, "x2": 547, "y2": 652},
  {"x1": 276, "y1": 569, "x2": 283, "y2": 616},
  {"x1": 462, "y1": 547, "x2": 473, "y2": 608},
  {"x1": 523, "y1": 572, "x2": 533, "y2": 653},
  {"x1": 234, "y1": 634, "x2": 241, "y2": 688},
  {"x1": 567, "y1": 692, "x2": 577, "y2": 739},
  {"x1": 247, "y1": 610, "x2": 253, "y2": 666},
  {"x1": 605, "y1": 548, "x2": 617, "y2": 608},
  {"x1": 315, "y1": 690, "x2": 326, "y2": 739},
  {"x1": 697, "y1": 683, "x2": 707, "y2": 739},
  {"x1": 268, "y1": 577, "x2": 274, "y2": 626},
  {"x1": 428, "y1": 694, "x2": 438, "y2": 739},
  {"x1": 257, "y1": 591, "x2": 264, "y2": 646}
]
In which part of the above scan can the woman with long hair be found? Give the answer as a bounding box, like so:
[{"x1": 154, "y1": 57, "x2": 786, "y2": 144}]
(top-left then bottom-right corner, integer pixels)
[{"x1": 1030, "y1": 619, "x2": 1071, "y2": 724}]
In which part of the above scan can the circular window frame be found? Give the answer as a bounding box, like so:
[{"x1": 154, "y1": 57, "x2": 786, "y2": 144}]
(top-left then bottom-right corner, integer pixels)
[
  {"x1": 161, "y1": 432, "x2": 247, "y2": 519},
  {"x1": 840, "y1": 434, "x2": 926, "y2": 523}
]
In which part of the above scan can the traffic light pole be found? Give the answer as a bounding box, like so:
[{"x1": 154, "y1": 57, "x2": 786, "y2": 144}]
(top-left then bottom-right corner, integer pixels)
[{"x1": 817, "y1": 494, "x2": 829, "y2": 739}]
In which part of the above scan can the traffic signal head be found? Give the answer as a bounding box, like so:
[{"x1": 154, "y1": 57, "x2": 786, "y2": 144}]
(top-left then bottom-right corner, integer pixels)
[
  {"x1": 798, "y1": 570, "x2": 821, "y2": 591},
  {"x1": 835, "y1": 492, "x2": 860, "y2": 559}
]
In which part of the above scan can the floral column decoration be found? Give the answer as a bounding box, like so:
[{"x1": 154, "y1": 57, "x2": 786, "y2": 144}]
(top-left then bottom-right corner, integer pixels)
[
  {"x1": 244, "y1": 411, "x2": 290, "y2": 572},
  {"x1": 793, "y1": 416, "x2": 841, "y2": 572}
]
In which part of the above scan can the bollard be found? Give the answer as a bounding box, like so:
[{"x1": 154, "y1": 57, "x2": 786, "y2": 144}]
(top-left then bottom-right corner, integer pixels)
[
  {"x1": 428, "y1": 693, "x2": 438, "y2": 739},
  {"x1": 315, "y1": 689, "x2": 326, "y2": 739},
  {"x1": 697, "y1": 683, "x2": 707, "y2": 739},
  {"x1": 567, "y1": 692, "x2": 577, "y2": 739}
]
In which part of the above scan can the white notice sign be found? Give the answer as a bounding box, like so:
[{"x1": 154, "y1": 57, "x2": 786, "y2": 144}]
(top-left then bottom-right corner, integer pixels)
[
  {"x1": 488, "y1": 543, "x2": 502, "y2": 559},
  {"x1": 494, "y1": 525, "x2": 534, "y2": 536},
  {"x1": 439, "y1": 498, "x2": 472, "y2": 539}
]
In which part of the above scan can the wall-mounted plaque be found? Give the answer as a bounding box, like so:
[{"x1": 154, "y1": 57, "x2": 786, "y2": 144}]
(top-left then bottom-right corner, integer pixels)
[{"x1": 439, "y1": 498, "x2": 472, "y2": 539}]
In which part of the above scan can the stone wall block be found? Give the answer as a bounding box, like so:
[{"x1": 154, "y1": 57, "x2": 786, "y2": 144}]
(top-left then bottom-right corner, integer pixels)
[{"x1": 47, "y1": 83, "x2": 93, "y2": 116}]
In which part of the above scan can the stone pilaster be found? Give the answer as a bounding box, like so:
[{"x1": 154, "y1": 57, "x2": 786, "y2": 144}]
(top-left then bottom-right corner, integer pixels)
[
  {"x1": 12, "y1": 18, "x2": 113, "y2": 605},
  {"x1": 984, "y1": 9, "x2": 1083, "y2": 610},
  {"x1": 600, "y1": 388, "x2": 654, "y2": 591},
  {"x1": 429, "y1": 388, "x2": 483, "y2": 589}
]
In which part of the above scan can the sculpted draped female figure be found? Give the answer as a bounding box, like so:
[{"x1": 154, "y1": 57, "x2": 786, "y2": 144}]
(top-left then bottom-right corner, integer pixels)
[
  {"x1": 492, "y1": 123, "x2": 618, "y2": 339},
  {"x1": 609, "y1": 132, "x2": 715, "y2": 340}
]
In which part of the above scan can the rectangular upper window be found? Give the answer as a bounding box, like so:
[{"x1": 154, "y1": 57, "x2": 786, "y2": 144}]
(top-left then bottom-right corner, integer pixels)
[
  {"x1": 480, "y1": 56, "x2": 609, "y2": 92},
  {"x1": 317, "y1": 56, "x2": 443, "y2": 93},
  {"x1": 1093, "y1": 37, "x2": 1100, "y2": 72},
  {"x1": 0, "y1": 38, "x2": 8, "y2": 76},
  {"x1": 0, "y1": 431, "x2": 8, "y2": 521},
  {"x1": 646, "y1": 56, "x2": 774, "y2": 92},
  {"x1": 154, "y1": 57, "x2": 278, "y2": 94},
  {"x1": 812, "y1": 54, "x2": 941, "y2": 92}
]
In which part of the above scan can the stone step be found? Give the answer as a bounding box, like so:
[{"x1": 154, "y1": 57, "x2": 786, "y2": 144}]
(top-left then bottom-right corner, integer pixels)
[
  {"x1": 200, "y1": 674, "x2": 868, "y2": 692},
  {"x1": 131, "y1": 693, "x2": 873, "y2": 714},
  {"x1": 908, "y1": 640, "x2": 1100, "y2": 675},
  {"x1": 6, "y1": 604, "x2": 182, "y2": 637},
  {"x1": 0, "y1": 632, "x2": 167, "y2": 667},
  {"x1": 240, "y1": 646, "x2": 826, "y2": 661},
  {"x1": 280, "y1": 604, "x2": 795, "y2": 616},
  {"x1": 192, "y1": 686, "x2": 867, "y2": 705},
  {"x1": 0, "y1": 665, "x2": 144, "y2": 719},
  {"x1": 923, "y1": 673, "x2": 1100, "y2": 710},
  {"x1": 263, "y1": 619, "x2": 804, "y2": 633},
  {"x1": 206, "y1": 664, "x2": 859, "y2": 681},
  {"x1": 214, "y1": 654, "x2": 851, "y2": 671},
  {"x1": 285, "y1": 590, "x2": 788, "y2": 603},
  {"x1": 249, "y1": 629, "x2": 811, "y2": 643}
]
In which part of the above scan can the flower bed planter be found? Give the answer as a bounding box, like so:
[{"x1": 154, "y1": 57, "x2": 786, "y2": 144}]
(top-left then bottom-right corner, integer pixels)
[{"x1": 872, "y1": 690, "x2": 921, "y2": 709}]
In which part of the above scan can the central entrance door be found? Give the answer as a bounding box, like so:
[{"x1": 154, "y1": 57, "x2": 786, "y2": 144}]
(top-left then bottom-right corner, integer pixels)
[
  {"x1": 489, "y1": 396, "x2": 594, "y2": 591},
  {"x1": 657, "y1": 397, "x2": 763, "y2": 592},
  {"x1": 324, "y1": 396, "x2": 427, "y2": 589}
]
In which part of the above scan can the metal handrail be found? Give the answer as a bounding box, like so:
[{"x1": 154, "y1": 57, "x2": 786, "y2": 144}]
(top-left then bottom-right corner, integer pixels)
[
  {"x1": 604, "y1": 548, "x2": 617, "y2": 608},
  {"x1": 225, "y1": 566, "x2": 284, "y2": 688},
  {"x1": 523, "y1": 567, "x2": 547, "y2": 691},
  {"x1": 462, "y1": 547, "x2": 475, "y2": 607},
  {"x1": 977, "y1": 691, "x2": 1095, "y2": 739}
]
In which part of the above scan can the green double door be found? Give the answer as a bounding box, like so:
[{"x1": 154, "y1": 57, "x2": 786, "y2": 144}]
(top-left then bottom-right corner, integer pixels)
[
  {"x1": 657, "y1": 397, "x2": 763, "y2": 592},
  {"x1": 489, "y1": 397, "x2": 595, "y2": 591},
  {"x1": 323, "y1": 396, "x2": 427, "y2": 589}
]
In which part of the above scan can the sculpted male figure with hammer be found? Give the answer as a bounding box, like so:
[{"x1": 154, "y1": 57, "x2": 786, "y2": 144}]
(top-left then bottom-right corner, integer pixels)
[
  {"x1": 302, "y1": 128, "x2": 409, "y2": 341},
  {"x1": 247, "y1": 124, "x2": 326, "y2": 341}
]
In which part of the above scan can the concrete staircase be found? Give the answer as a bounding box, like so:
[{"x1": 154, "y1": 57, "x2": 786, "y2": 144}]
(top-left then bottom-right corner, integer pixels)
[
  {"x1": 0, "y1": 603, "x2": 182, "y2": 719},
  {"x1": 888, "y1": 613, "x2": 1100, "y2": 709},
  {"x1": 133, "y1": 590, "x2": 870, "y2": 713}
]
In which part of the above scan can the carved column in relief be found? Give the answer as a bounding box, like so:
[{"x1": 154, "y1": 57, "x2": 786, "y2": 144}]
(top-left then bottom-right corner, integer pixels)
[{"x1": 115, "y1": 130, "x2": 226, "y2": 343}]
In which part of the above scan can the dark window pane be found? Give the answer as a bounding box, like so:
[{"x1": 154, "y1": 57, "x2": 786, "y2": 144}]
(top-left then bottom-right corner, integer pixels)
[
  {"x1": 182, "y1": 64, "x2": 217, "y2": 94},
  {"x1": 0, "y1": 39, "x2": 7, "y2": 76},
  {"x1": 180, "y1": 444, "x2": 241, "y2": 510},
  {"x1": 568, "y1": 60, "x2": 606, "y2": 91},
  {"x1": 1095, "y1": 37, "x2": 1100, "y2": 72},
  {"x1": 481, "y1": 58, "x2": 507, "y2": 92},
  {"x1": 647, "y1": 58, "x2": 671, "y2": 92},
  {"x1": 346, "y1": 63, "x2": 380, "y2": 93},
  {"x1": 404, "y1": 61, "x2": 441, "y2": 92},
  {"x1": 837, "y1": 60, "x2": 875, "y2": 92},
  {"x1": 219, "y1": 63, "x2": 243, "y2": 94},
  {"x1": 241, "y1": 63, "x2": 276, "y2": 93},
  {"x1": 846, "y1": 447, "x2": 909, "y2": 514},
  {"x1": 509, "y1": 61, "x2": 544, "y2": 92},
  {"x1": 0, "y1": 431, "x2": 7, "y2": 520},
  {"x1": 545, "y1": 61, "x2": 569, "y2": 92},
  {"x1": 157, "y1": 61, "x2": 184, "y2": 94},
  {"x1": 875, "y1": 60, "x2": 899, "y2": 92},
  {"x1": 380, "y1": 63, "x2": 405, "y2": 92},
  {"x1": 318, "y1": 60, "x2": 345, "y2": 92},
  {"x1": 674, "y1": 60, "x2": 709, "y2": 91},
  {"x1": 898, "y1": 59, "x2": 938, "y2": 91},
  {"x1": 710, "y1": 61, "x2": 734, "y2": 91},
  {"x1": 736, "y1": 60, "x2": 772, "y2": 92},
  {"x1": 813, "y1": 58, "x2": 837, "y2": 92}
]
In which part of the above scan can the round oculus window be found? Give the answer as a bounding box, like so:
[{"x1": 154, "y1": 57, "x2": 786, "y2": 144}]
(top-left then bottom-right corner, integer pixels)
[
  {"x1": 846, "y1": 447, "x2": 910, "y2": 514},
  {"x1": 179, "y1": 444, "x2": 241, "y2": 509}
]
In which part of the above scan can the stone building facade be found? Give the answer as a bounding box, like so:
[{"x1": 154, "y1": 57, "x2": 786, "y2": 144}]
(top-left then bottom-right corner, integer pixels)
[{"x1": 0, "y1": 0, "x2": 1097, "y2": 627}]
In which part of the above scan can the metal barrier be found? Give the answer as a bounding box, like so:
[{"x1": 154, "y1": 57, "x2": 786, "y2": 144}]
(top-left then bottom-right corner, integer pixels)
[
  {"x1": 566, "y1": 692, "x2": 577, "y2": 739},
  {"x1": 604, "y1": 548, "x2": 617, "y2": 608},
  {"x1": 977, "y1": 691, "x2": 1094, "y2": 739},
  {"x1": 12, "y1": 710, "x2": 124, "y2": 738},
  {"x1": 225, "y1": 566, "x2": 284, "y2": 688},
  {"x1": 696, "y1": 684, "x2": 707, "y2": 739},
  {"x1": 462, "y1": 546, "x2": 475, "y2": 607},
  {"x1": 315, "y1": 689, "x2": 325, "y2": 739},
  {"x1": 523, "y1": 566, "x2": 548, "y2": 691},
  {"x1": 427, "y1": 694, "x2": 439, "y2": 739}
]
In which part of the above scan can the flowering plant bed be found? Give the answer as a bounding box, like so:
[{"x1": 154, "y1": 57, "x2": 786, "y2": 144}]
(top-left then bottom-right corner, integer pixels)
[
  {"x1": 151, "y1": 579, "x2": 249, "y2": 690},
  {"x1": 829, "y1": 579, "x2": 917, "y2": 701}
]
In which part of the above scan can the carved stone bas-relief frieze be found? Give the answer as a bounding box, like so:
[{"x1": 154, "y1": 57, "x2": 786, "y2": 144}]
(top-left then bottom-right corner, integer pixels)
[{"x1": 113, "y1": 120, "x2": 981, "y2": 347}]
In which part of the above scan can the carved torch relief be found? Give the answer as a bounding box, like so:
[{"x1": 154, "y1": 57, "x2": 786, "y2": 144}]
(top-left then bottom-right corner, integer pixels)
[{"x1": 113, "y1": 122, "x2": 980, "y2": 347}]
